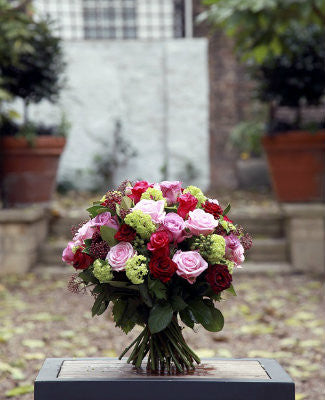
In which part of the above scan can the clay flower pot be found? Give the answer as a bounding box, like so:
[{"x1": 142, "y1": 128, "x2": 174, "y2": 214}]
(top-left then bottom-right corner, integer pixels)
[
  {"x1": 0, "y1": 135, "x2": 66, "y2": 206},
  {"x1": 262, "y1": 130, "x2": 325, "y2": 202}
]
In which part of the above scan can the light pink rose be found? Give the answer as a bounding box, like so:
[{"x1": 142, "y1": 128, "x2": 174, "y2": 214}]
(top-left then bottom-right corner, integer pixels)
[
  {"x1": 92, "y1": 212, "x2": 119, "y2": 230},
  {"x1": 173, "y1": 250, "x2": 208, "y2": 284},
  {"x1": 225, "y1": 234, "x2": 245, "y2": 267},
  {"x1": 132, "y1": 199, "x2": 166, "y2": 224},
  {"x1": 106, "y1": 242, "x2": 135, "y2": 271},
  {"x1": 62, "y1": 241, "x2": 75, "y2": 264},
  {"x1": 162, "y1": 213, "x2": 186, "y2": 243},
  {"x1": 73, "y1": 220, "x2": 97, "y2": 241},
  {"x1": 160, "y1": 181, "x2": 182, "y2": 205},
  {"x1": 185, "y1": 209, "x2": 218, "y2": 236}
]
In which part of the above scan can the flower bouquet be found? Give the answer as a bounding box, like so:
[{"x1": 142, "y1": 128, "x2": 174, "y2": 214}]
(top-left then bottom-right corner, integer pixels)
[{"x1": 63, "y1": 180, "x2": 252, "y2": 374}]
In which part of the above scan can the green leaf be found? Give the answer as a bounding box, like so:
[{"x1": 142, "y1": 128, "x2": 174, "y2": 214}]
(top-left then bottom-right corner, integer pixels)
[
  {"x1": 112, "y1": 299, "x2": 128, "y2": 326},
  {"x1": 139, "y1": 283, "x2": 153, "y2": 307},
  {"x1": 188, "y1": 299, "x2": 224, "y2": 332},
  {"x1": 91, "y1": 292, "x2": 107, "y2": 317},
  {"x1": 170, "y1": 295, "x2": 187, "y2": 312},
  {"x1": 148, "y1": 276, "x2": 167, "y2": 300},
  {"x1": 5, "y1": 385, "x2": 34, "y2": 397},
  {"x1": 179, "y1": 308, "x2": 195, "y2": 329},
  {"x1": 204, "y1": 307, "x2": 224, "y2": 332},
  {"x1": 87, "y1": 205, "x2": 110, "y2": 218},
  {"x1": 100, "y1": 225, "x2": 118, "y2": 247},
  {"x1": 120, "y1": 195, "x2": 132, "y2": 210},
  {"x1": 107, "y1": 281, "x2": 139, "y2": 290},
  {"x1": 222, "y1": 203, "x2": 231, "y2": 216},
  {"x1": 148, "y1": 303, "x2": 173, "y2": 333},
  {"x1": 226, "y1": 284, "x2": 237, "y2": 296},
  {"x1": 78, "y1": 269, "x2": 98, "y2": 284}
]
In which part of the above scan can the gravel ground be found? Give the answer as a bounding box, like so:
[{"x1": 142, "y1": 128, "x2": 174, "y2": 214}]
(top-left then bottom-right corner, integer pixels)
[{"x1": 0, "y1": 271, "x2": 324, "y2": 400}]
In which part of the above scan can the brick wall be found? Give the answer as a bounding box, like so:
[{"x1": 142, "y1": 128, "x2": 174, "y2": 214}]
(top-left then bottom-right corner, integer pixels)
[{"x1": 193, "y1": 0, "x2": 254, "y2": 190}]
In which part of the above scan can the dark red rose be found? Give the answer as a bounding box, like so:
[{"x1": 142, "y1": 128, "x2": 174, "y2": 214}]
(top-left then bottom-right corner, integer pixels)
[
  {"x1": 128, "y1": 180, "x2": 153, "y2": 204},
  {"x1": 147, "y1": 230, "x2": 170, "y2": 256},
  {"x1": 114, "y1": 224, "x2": 137, "y2": 242},
  {"x1": 203, "y1": 200, "x2": 223, "y2": 219},
  {"x1": 206, "y1": 264, "x2": 232, "y2": 293},
  {"x1": 73, "y1": 247, "x2": 94, "y2": 270},
  {"x1": 177, "y1": 192, "x2": 198, "y2": 219},
  {"x1": 149, "y1": 255, "x2": 177, "y2": 283}
]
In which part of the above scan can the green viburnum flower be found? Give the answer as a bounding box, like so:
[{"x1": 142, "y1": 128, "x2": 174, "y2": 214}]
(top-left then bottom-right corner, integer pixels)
[
  {"x1": 124, "y1": 210, "x2": 156, "y2": 240},
  {"x1": 125, "y1": 255, "x2": 148, "y2": 284},
  {"x1": 224, "y1": 259, "x2": 235, "y2": 274},
  {"x1": 220, "y1": 219, "x2": 236, "y2": 234},
  {"x1": 183, "y1": 185, "x2": 207, "y2": 206},
  {"x1": 93, "y1": 259, "x2": 114, "y2": 283},
  {"x1": 191, "y1": 234, "x2": 225, "y2": 264},
  {"x1": 141, "y1": 188, "x2": 166, "y2": 203}
]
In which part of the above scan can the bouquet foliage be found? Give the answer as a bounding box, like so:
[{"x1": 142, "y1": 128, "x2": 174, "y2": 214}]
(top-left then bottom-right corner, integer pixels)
[{"x1": 63, "y1": 180, "x2": 252, "y2": 373}]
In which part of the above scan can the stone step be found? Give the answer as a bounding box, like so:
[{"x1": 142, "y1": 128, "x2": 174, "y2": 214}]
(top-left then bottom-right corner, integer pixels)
[
  {"x1": 38, "y1": 239, "x2": 67, "y2": 266},
  {"x1": 246, "y1": 238, "x2": 288, "y2": 262},
  {"x1": 50, "y1": 210, "x2": 285, "y2": 239},
  {"x1": 37, "y1": 237, "x2": 288, "y2": 267}
]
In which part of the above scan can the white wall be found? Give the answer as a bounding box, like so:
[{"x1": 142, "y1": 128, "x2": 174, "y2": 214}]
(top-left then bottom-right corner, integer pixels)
[{"x1": 29, "y1": 39, "x2": 209, "y2": 190}]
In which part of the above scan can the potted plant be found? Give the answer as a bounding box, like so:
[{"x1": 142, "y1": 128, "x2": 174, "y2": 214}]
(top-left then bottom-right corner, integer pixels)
[
  {"x1": 200, "y1": 0, "x2": 325, "y2": 202},
  {"x1": 0, "y1": 1, "x2": 67, "y2": 207},
  {"x1": 258, "y1": 25, "x2": 325, "y2": 202}
]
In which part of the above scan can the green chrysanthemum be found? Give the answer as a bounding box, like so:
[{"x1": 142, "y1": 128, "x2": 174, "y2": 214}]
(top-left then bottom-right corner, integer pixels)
[
  {"x1": 93, "y1": 259, "x2": 113, "y2": 283},
  {"x1": 124, "y1": 210, "x2": 156, "y2": 240},
  {"x1": 183, "y1": 185, "x2": 207, "y2": 206},
  {"x1": 191, "y1": 234, "x2": 225, "y2": 264},
  {"x1": 125, "y1": 255, "x2": 148, "y2": 284},
  {"x1": 141, "y1": 188, "x2": 166, "y2": 203}
]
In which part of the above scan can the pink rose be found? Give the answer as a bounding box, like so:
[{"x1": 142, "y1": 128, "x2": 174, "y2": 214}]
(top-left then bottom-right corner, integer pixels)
[
  {"x1": 162, "y1": 213, "x2": 186, "y2": 243},
  {"x1": 132, "y1": 199, "x2": 166, "y2": 224},
  {"x1": 106, "y1": 242, "x2": 135, "y2": 272},
  {"x1": 185, "y1": 209, "x2": 218, "y2": 236},
  {"x1": 160, "y1": 181, "x2": 182, "y2": 205},
  {"x1": 173, "y1": 250, "x2": 208, "y2": 284},
  {"x1": 92, "y1": 212, "x2": 119, "y2": 230},
  {"x1": 62, "y1": 241, "x2": 75, "y2": 265},
  {"x1": 73, "y1": 220, "x2": 97, "y2": 241},
  {"x1": 225, "y1": 234, "x2": 245, "y2": 267}
]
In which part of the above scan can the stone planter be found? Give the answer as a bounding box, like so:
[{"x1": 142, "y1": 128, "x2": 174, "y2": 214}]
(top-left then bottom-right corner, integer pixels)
[
  {"x1": 0, "y1": 136, "x2": 66, "y2": 207},
  {"x1": 262, "y1": 131, "x2": 325, "y2": 202},
  {"x1": 0, "y1": 207, "x2": 49, "y2": 275}
]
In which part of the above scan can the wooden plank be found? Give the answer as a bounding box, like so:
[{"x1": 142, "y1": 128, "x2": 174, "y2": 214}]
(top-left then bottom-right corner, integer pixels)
[{"x1": 58, "y1": 359, "x2": 270, "y2": 380}]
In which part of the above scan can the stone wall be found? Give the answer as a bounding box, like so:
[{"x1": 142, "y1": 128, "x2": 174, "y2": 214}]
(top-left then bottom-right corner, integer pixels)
[
  {"x1": 28, "y1": 39, "x2": 209, "y2": 191},
  {"x1": 0, "y1": 207, "x2": 49, "y2": 275}
]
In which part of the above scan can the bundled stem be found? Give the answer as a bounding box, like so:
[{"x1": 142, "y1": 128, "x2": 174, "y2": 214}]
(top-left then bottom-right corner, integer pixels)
[{"x1": 119, "y1": 319, "x2": 200, "y2": 374}]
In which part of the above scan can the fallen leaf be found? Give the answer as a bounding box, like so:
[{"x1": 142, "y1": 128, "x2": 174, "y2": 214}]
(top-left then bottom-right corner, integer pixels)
[
  {"x1": 5, "y1": 384, "x2": 34, "y2": 397},
  {"x1": 22, "y1": 339, "x2": 45, "y2": 349}
]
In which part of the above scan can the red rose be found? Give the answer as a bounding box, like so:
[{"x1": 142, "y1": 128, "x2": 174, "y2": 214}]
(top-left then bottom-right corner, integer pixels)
[
  {"x1": 147, "y1": 230, "x2": 170, "y2": 256},
  {"x1": 149, "y1": 255, "x2": 177, "y2": 283},
  {"x1": 206, "y1": 264, "x2": 232, "y2": 293},
  {"x1": 223, "y1": 215, "x2": 233, "y2": 223},
  {"x1": 114, "y1": 224, "x2": 137, "y2": 242},
  {"x1": 177, "y1": 192, "x2": 198, "y2": 219},
  {"x1": 128, "y1": 180, "x2": 153, "y2": 204},
  {"x1": 73, "y1": 247, "x2": 94, "y2": 270},
  {"x1": 203, "y1": 200, "x2": 223, "y2": 219}
]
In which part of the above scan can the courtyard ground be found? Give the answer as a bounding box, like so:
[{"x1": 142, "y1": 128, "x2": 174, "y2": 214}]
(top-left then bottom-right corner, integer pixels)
[{"x1": 0, "y1": 271, "x2": 324, "y2": 399}]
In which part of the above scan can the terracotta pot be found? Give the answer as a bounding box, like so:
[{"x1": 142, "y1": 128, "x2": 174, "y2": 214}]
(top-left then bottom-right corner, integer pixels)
[
  {"x1": 262, "y1": 130, "x2": 325, "y2": 202},
  {"x1": 0, "y1": 135, "x2": 66, "y2": 206}
]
